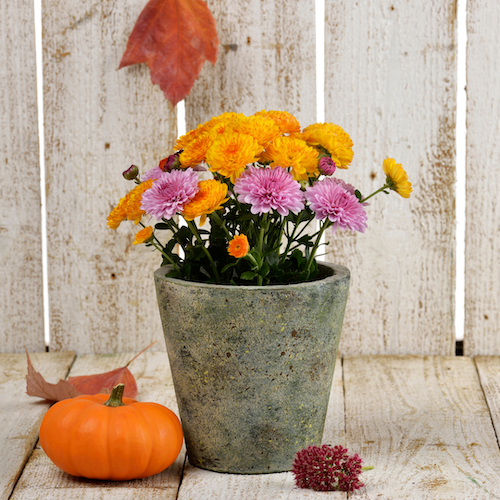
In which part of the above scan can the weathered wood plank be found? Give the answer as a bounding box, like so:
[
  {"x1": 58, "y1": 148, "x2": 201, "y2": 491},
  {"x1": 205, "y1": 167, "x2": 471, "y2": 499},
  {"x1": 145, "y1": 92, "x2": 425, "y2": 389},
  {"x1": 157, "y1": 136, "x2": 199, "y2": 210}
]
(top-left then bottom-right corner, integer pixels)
[
  {"x1": 0, "y1": 0, "x2": 44, "y2": 352},
  {"x1": 474, "y1": 356, "x2": 500, "y2": 445},
  {"x1": 344, "y1": 355, "x2": 500, "y2": 499},
  {"x1": 185, "y1": 0, "x2": 316, "y2": 130},
  {"x1": 177, "y1": 355, "x2": 346, "y2": 499},
  {"x1": 464, "y1": 1, "x2": 500, "y2": 355},
  {"x1": 0, "y1": 352, "x2": 75, "y2": 500},
  {"x1": 42, "y1": 0, "x2": 176, "y2": 354},
  {"x1": 11, "y1": 352, "x2": 185, "y2": 500},
  {"x1": 324, "y1": 1, "x2": 456, "y2": 354}
]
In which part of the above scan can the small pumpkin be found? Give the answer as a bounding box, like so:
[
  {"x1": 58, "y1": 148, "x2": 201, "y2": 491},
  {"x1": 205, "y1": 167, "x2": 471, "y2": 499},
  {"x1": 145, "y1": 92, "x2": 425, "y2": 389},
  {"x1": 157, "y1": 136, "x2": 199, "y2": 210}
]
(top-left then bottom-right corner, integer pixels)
[{"x1": 39, "y1": 383, "x2": 183, "y2": 481}]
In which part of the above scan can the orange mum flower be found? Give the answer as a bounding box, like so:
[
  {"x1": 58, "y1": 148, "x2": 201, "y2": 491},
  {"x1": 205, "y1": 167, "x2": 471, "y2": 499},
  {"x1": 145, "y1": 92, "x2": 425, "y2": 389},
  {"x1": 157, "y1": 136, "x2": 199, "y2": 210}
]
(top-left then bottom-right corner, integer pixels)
[
  {"x1": 175, "y1": 112, "x2": 244, "y2": 151},
  {"x1": 228, "y1": 234, "x2": 250, "y2": 258},
  {"x1": 107, "y1": 195, "x2": 129, "y2": 229},
  {"x1": 125, "y1": 180, "x2": 154, "y2": 224},
  {"x1": 227, "y1": 115, "x2": 281, "y2": 148},
  {"x1": 133, "y1": 226, "x2": 154, "y2": 245},
  {"x1": 300, "y1": 123, "x2": 354, "y2": 169},
  {"x1": 107, "y1": 180, "x2": 154, "y2": 229},
  {"x1": 179, "y1": 132, "x2": 214, "y2": 167},
  {"x1": 254, "y1": 110, "x2": 301, "y2": 135},
  {"x1": 182, "y1": 179, "x2": 229, "y2": 225},
  {"x1": 206, "y1": 132, "x2": 262, "y2": 182},
  {"x1": 261, "y1": 136, "x2": 319, "y2": 181}
]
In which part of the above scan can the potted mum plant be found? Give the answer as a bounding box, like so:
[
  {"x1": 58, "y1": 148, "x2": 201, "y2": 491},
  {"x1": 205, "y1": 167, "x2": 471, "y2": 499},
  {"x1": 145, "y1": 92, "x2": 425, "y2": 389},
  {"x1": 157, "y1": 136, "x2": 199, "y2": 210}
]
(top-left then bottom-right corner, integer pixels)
[{"x1": 108, "y1": 110, "x2": 411, "y2": 474}]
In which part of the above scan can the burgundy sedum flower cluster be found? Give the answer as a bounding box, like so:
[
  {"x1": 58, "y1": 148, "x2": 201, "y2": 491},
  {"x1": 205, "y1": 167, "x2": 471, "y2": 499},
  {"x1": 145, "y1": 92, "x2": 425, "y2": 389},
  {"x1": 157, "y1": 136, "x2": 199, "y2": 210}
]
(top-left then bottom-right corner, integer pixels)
[{"x1": 292, "y1": 444, "x2": 365, "y2": 492}]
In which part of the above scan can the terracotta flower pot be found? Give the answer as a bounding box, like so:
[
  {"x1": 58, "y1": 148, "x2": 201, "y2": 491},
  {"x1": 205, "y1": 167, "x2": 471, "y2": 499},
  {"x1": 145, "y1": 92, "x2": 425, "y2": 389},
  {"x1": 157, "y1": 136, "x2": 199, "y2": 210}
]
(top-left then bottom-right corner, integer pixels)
[{"x1": 154, "y1": 261, "x2": 350, "y2": 474}]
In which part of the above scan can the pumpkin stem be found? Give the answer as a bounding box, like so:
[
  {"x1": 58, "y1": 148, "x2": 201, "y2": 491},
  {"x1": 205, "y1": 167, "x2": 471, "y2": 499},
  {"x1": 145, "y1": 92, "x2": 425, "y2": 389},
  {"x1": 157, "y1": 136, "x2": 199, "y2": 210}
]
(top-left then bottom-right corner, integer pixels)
[{"x1": 103, "y1": 384, "x2": 126, "y2": 407}]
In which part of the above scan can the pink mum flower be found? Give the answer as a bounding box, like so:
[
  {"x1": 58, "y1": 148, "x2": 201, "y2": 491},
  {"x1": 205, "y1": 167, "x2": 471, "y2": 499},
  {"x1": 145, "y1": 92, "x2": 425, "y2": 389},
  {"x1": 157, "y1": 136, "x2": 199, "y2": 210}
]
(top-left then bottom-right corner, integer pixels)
[
  {"x1": 234, "y1": 166, "x2": 304, "y2": 216},
  {"x1": 292, "y1": 444, "x2": 365, "y2": 492},
  {"x1": 305, "y1": 178, "x2": 367, "y2": 233},
  {"x1": 141, "y1": 169, "x2": 199, "y2": 219}
]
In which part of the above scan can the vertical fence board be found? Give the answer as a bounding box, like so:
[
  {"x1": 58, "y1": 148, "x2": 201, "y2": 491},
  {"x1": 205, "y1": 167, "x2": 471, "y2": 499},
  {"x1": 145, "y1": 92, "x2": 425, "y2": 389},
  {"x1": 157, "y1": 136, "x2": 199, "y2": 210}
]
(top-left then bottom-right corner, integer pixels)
[
  {"x1": 185, "y1": 0, "x2": 316, "y2": 130},
  {"x1": 464, "y1": 1, "x2": 500, "y2": 355},
  {"x1": 43, "y1": 0, "x2": 176, "y2": 354},
  {"x1": 324, "y1": 1, "x2": 457, "y2": 355},
  {"x1": 0, "y1": 0, "x2": 45, "y2": 352}
]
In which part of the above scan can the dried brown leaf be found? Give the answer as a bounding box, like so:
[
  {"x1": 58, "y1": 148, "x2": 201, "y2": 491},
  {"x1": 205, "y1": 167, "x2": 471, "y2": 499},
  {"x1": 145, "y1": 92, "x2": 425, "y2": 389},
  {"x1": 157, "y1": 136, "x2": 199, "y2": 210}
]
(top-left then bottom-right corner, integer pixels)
[{"x1": 26, "y1": 351, "x2": 81, "y2": 401}]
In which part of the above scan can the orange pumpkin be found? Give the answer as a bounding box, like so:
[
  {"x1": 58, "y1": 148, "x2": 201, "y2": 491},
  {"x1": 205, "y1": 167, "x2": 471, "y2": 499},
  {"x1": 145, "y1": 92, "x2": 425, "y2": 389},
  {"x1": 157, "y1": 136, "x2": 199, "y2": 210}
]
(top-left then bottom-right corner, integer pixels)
[{"x1": 39, "y1": 384, "x2": 183, "y2": 480}]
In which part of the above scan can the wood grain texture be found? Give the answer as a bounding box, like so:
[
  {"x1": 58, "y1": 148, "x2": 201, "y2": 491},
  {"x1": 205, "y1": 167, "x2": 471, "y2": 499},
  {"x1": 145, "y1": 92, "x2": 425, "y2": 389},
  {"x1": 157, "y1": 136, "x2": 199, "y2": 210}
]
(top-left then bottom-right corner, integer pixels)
[
  {"x1": 464, "y1": 1, "x2": 500, "y2": 355},
  {"x1": 344, "y1": 355, "x2": 500, "y2": 499},
  {"x1": 475, "y1": 356, "x2": 500, "y2": 445},
  {"x1": 0, "y1": 352, "x2": 75, "y2": 500},
  {"x1": 176, "y1": 354, "x2": 346, "y2": 500},
  {"x1": 0, "y1": 0, "x2": 45, "y2": 352},
  {"x1": 324, "y1": 1, "x2": 457, "y2": 354},
  {"x1": 184, "y1": 0, "x2": 317, "y2": 130},
  {"x1": 11, "y1": 352, "x2": 185, "y2": 499},
  {"x1": 42, "y1": 0, "x2": 176, "y2": 354}
]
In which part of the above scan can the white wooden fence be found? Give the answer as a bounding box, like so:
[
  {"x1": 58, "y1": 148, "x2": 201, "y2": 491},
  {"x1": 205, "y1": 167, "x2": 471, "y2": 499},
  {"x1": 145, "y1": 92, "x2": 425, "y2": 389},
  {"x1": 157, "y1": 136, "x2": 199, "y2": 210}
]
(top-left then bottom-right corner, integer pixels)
[{"x1": 1, "y1": 0, "x2": 497, "y2": 357}]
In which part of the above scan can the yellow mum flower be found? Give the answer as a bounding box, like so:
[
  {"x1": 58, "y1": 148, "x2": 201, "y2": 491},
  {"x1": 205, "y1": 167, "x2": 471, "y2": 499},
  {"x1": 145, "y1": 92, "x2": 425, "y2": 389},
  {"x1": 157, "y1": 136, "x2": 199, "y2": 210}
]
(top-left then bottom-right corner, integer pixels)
[
  {"x1": 206, "y1": 132, "x2": 262, "y2": 182},
  {"x1": 182, "y1": 179, "x2": 229, "y2": 225},
  {"x1": 133, "y1": 226, "x2": 154, "y2": 245},
  {"x1": 383, "y1": 158, "x2": 412, "y2": 198},
  {"x1": 227, "y1": 115, "x2": 281, "y2": 148},
  {"x1": 107, "y1": 180, "x2": 154, "y2": 229},
  {"x1": 261, "y1": 136, "x2": 319, "y2": 181},
  {"x1": 254, "y1": 110, "x2": 301, "y2": 135},
  {"x1": 300, "y1": 123, "x2": 354, "y2": 169},
  {"x1": 227, "y1": 234, "x2": 250, "y2": 258}
]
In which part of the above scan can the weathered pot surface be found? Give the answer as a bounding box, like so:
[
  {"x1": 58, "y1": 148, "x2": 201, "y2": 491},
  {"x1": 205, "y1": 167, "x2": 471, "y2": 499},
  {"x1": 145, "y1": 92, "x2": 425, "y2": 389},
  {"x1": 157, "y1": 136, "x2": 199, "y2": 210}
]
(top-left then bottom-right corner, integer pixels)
[{"x1": 154, "y1": 261, "x2": 350, "y2": 474}]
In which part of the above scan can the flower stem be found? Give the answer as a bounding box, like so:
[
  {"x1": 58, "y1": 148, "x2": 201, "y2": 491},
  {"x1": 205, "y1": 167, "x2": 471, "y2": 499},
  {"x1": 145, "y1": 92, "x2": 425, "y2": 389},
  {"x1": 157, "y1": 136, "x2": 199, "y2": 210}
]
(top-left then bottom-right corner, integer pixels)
[
  {"x1": 257, "y1": 213, "x2": 269, "y2": 255},
  {"x1": 209, "y1": 212, "x2": 232, "y2": 239},
  {"x1": 361, "y1": 184, "x2": 390, "y2": 203},
  {"x1": 186, "y1": 220, "x2": 221, "y2": 283},
  {"x1": 150, "y1": 241, "x2": 181, "y2": 274},
  {"x1": 304, "y1": 220, "x2": 331, "y2": 276},
  {"x1": 281, "y1": 212, "x2": 303, "y2": 259}
]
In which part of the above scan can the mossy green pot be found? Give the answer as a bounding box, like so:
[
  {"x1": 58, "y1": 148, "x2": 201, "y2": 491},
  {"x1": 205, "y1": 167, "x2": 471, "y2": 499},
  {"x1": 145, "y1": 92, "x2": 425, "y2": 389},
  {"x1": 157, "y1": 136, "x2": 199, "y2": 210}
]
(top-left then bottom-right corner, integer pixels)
[{"x1": 154, "y1": 261, "x2": 350, "y2": 474}]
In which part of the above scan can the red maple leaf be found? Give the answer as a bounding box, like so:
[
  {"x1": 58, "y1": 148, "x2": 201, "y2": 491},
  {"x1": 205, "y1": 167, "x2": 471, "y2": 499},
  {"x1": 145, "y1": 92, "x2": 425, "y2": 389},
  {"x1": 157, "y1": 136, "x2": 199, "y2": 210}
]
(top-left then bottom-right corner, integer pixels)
[{"x1": 119, "y1": 0, "x2": 219, "y2": 107}]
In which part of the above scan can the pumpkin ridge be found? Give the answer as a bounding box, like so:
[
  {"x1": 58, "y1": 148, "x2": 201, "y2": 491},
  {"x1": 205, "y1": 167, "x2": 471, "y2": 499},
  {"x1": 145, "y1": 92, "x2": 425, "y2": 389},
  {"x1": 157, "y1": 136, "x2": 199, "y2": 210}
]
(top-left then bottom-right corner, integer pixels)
[{"x1": 128, "y1": 404, "x2": 156, "y2": 478}]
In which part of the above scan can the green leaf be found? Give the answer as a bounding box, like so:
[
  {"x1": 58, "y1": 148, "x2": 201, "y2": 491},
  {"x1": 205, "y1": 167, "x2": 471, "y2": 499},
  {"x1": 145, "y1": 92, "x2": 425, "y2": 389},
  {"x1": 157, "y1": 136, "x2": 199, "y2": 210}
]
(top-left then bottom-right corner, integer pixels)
[
  {"x1": 155, "y1": 222, "x2": 170, "y2": 230},
  {"x1": 354, "y1": 189, "x2": 363, "y2": 202},
  {"x1": 221, "y1": 262, "x2": 237, "y2": 273},
  {"x1": 258, "y1": 262, "x2": 270, "y2": 277},
  {"x1": 241, "y1": 271, "x2": 258, "y2": 280}
]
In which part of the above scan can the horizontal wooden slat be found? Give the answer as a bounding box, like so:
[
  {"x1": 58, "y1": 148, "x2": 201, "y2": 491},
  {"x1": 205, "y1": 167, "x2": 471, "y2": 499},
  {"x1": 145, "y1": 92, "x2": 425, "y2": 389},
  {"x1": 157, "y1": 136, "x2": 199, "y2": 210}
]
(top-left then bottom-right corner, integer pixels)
[
  {"x1": 0, "y1": 352, "x2": 75, "y2": 500},
  {"x1": 344, "y1": 355, "x2": 500, "y2": 499},
  {"x1": 11, "y1": 352, "x2": 185, "y2": 500}
]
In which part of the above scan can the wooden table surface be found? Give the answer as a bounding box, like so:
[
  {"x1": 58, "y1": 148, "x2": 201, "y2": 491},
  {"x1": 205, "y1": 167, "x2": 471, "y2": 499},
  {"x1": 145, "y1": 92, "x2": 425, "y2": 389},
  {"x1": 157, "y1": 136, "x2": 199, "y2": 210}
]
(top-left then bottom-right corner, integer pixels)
[{"x1": 2, "y1": 351, "x2": 500, "y2": 500}]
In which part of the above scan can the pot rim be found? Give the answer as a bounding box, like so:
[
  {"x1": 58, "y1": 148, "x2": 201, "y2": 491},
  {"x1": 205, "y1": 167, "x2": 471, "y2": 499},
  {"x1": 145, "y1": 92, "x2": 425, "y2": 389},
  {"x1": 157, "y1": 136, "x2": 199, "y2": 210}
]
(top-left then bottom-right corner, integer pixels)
[{"x1": 154, "y1": 260, "x2": 349, "y2": 291}]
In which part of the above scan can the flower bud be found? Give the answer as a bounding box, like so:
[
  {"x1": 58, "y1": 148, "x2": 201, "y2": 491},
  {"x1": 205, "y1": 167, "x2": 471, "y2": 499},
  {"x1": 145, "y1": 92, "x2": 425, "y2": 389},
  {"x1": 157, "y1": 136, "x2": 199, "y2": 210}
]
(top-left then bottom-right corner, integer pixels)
[
  {"x1": 159, "y1": 150, "x2": 183, "y2": 172},
  {"x1": 319, "y1": 157, "x2": 337, "y2": 176},
  {"x1": 122, "y1": 165, "x2": 139, "y2": 181}
]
